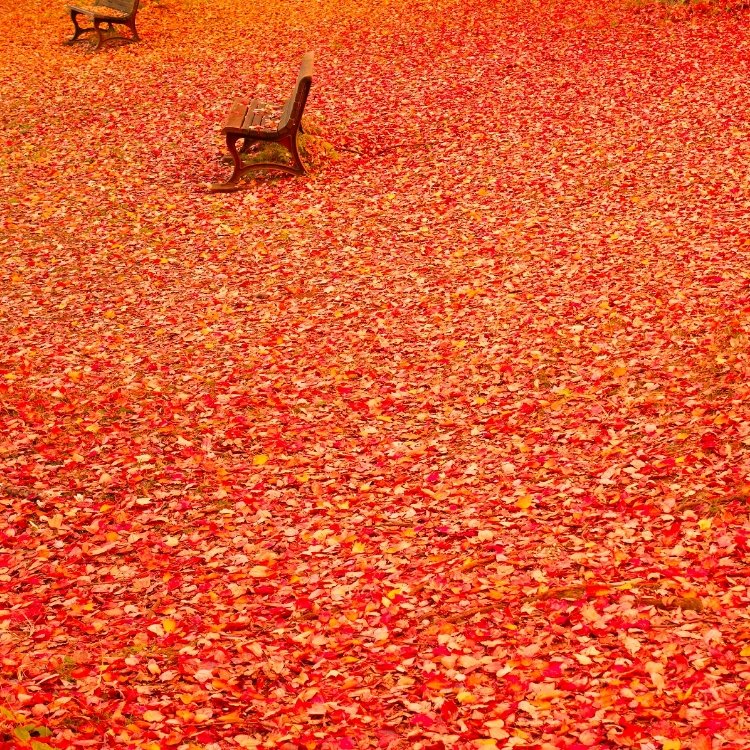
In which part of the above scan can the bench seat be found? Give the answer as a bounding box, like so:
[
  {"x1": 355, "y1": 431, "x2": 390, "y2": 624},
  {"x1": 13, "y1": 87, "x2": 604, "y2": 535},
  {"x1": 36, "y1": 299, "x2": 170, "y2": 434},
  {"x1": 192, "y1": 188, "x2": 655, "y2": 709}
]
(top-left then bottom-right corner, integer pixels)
[{"x1": 222, "y1": 99, "x2": 281, "y2": 134}]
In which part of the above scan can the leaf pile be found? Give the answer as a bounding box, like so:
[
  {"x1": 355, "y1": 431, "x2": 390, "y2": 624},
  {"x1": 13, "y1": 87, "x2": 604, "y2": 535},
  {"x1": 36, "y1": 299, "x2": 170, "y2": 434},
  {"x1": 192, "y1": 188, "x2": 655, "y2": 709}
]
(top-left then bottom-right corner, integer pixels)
[{"x1": 2, "y1": 0, "x2": 750, "y2": 747}]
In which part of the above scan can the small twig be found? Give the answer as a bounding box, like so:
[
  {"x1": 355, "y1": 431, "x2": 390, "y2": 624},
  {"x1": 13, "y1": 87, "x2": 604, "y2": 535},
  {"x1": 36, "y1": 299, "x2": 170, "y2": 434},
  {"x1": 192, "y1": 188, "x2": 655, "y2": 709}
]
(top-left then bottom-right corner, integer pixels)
[
  {"x1": 649, "y1": 617, "x2": 723, "y2": 629},
  {"x1": 446, "y1": 604, "x2": 498, "y2": 623},
  {"x1": 461, "y1": 554, "x2": 498, "y2": 573},
  {"x1": 337, "y1": 141, "x2": 432, "y2": 158}
]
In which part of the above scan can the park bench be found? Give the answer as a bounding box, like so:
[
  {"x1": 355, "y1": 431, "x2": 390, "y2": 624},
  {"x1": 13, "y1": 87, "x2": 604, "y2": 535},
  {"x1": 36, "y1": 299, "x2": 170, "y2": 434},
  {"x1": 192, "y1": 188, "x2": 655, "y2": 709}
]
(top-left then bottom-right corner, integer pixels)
[
  {"x1": 210, "y1": 52, "x2": 314, "y2": 192},
  {"x1": 66, "y1": 0, "x2": 140, "y2": 50}
]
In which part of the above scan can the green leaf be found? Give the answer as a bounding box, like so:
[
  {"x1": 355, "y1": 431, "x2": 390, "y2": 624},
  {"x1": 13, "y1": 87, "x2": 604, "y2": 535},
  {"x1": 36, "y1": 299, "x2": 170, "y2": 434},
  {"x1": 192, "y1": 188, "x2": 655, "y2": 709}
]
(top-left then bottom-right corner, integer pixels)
[{"x1": 13, "y1": 726, "x2": 31, "y2": 742}]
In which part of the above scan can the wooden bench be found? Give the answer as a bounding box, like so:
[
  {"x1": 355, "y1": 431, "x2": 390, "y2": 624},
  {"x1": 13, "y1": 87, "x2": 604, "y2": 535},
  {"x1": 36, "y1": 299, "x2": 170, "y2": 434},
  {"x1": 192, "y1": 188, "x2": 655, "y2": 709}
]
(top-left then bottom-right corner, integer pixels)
[
  {"x1": 66, "y1": 0, "x2": 140, "y2": 50},
  {"x1": 210, "y1": 52, "x2": 314, "y2": 192}
]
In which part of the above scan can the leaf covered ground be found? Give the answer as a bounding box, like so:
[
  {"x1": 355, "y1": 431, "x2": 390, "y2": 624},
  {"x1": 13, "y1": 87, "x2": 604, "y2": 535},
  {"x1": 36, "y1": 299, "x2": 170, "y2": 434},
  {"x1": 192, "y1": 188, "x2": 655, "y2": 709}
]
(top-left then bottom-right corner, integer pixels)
[{"x1": 2, "y1": 0, "x2": 750, "y2": 747}]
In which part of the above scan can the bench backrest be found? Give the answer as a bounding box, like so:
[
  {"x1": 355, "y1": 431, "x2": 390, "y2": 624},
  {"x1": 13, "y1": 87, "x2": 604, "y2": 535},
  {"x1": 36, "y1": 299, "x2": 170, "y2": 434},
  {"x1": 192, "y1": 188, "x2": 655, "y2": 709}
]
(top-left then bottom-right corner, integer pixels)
[
  {"x1": 278, "y1": 52, "x2": 314, "y2": 132},
  {"x1": 101, "y1": 0, "x2": 138, "y2": 16}
]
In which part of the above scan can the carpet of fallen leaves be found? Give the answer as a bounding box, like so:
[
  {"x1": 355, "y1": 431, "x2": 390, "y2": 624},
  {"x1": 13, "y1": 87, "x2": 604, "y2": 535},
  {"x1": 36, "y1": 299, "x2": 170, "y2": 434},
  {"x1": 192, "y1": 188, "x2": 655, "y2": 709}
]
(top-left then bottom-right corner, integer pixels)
[{"x1": 3, "y1": 0, "x2": 750, "y2": 747}]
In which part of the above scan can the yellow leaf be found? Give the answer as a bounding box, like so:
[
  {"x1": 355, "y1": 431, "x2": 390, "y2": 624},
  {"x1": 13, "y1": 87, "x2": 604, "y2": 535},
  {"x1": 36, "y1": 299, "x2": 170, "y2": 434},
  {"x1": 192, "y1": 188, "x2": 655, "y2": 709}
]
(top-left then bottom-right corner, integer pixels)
[
  {"x1": 252, "y1": 454, "x2": 268, "y2": 466},
  {"x1": 351, "y1": 542, "x2": 366, "y2": 554},
  {"x1": 142, "y1": 710, "x2": 164, "y2": 722},
  {"x1": 373, "y1": 627, "x2": 389, "y2": 642},
  {"x1": 581, "y1": 603, "x2": 600, "y2": 623},
  {"x1": 456, "y1": 690, "x2": 477, "y2": 704},
  {"x1": 612, "y1": 365, "x2": 627, "y2": 377},
  {"x1": 698, "y1": 518, "x2": 712, "y2": 531},
  {"x1": 162, "y1": 618, "x2": 176, "y2": 633},
  {"x1": 103, "y1": 310, "x2": 116, "y2": 319},
  {"x1": 218, "y1": 711, "x2": 243, "y2": 724},
  {"x1": 740, "y1": 645, "x2": 750, "y2": 657},
  {"x1": 662, "y1": 740, "x2": 681, "y2": 750},
  {"x1": 515, "y1": 495, "x2": 532, "y2": 509},
  {"x1": 234, "y1": 736, "x2": 261, "y2": 749},
  {"x1": 67, "y1": 370, "x2": 82, "y2": 382},
  {"x1": 249, "y1": 566, "x2": 271, "y2": 578}
]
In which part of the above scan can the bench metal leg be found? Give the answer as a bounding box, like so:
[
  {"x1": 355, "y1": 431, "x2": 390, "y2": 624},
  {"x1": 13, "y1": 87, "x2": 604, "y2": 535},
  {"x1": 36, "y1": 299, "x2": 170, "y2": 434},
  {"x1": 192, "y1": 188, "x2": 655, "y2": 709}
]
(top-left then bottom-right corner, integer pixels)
[
  {"x1": 66, "y1": 17, "x2": 138, "y2": 50},
  {"x1": 210, "y1": 134, "x2": 245, "y2": 192},
  {"x1": 66, "y1": 10, "x2": 90, "y2": 43},
  {"x1": 127, "y1": 17, "x2": 139, "y2": 41},
  {"x1": 65, "y1": 8, "x2": 140, "y2": 49},
  {"x1": 281, "y1": 131, "x2": 305, "y2": 175},
  {"x1": 221, "y1": 136, "x2": 260, "y2": 165},
  {"x1": 210, "y1": 131, "x2": 306, "y2": 192},
  {"x1": 92, "y1": 19, "x2": 105, "y2": 50}
]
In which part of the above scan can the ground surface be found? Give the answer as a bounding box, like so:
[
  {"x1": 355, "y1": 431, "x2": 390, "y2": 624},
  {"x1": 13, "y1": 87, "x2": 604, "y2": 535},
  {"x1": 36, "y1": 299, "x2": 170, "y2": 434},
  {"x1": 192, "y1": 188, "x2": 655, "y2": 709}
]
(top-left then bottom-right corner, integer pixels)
[{"x1": 2, "y1": 0, "x2": 750, "y2": 747}]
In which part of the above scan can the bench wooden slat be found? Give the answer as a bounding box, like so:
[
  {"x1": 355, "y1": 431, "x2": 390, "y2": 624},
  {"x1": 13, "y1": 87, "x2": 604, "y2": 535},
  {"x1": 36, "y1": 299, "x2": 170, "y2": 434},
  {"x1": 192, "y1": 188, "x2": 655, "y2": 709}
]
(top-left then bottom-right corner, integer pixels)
[
  {"x1": 69, "y1": 0, "x2": 137, "y2": 16},
  {"x1": 224, "y1": 99, "x2": 251, "y2": 132},
  {"x1": 241, "y1": 101, "x2": 267, "y2": 131},
  {"x1": 102, "y1": 0, "x2": 135, "y2": 13},
  {"x1": 278, "y1": 97, "x2": 294, "y2": 132},
  {"x1": 252, "y1": 108, "x2": 266, "y2": 128},
  {"x1": 69, "y1": 3, "x2": 127, "y2": 16},
  {"x1": 278, "y1": 51, "x2": 314, "y2": 131},
  {"x1": 297, "y1": 51, "x2": 314, "y2": 85}
]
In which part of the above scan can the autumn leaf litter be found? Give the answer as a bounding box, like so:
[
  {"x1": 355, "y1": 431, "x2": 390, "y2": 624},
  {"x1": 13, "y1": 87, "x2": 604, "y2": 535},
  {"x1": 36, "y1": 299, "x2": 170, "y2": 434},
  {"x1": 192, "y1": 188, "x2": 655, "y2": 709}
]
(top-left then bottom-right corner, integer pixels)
[{"x1": 2, "y1": 0, "x2": 750, "y2": 747}]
